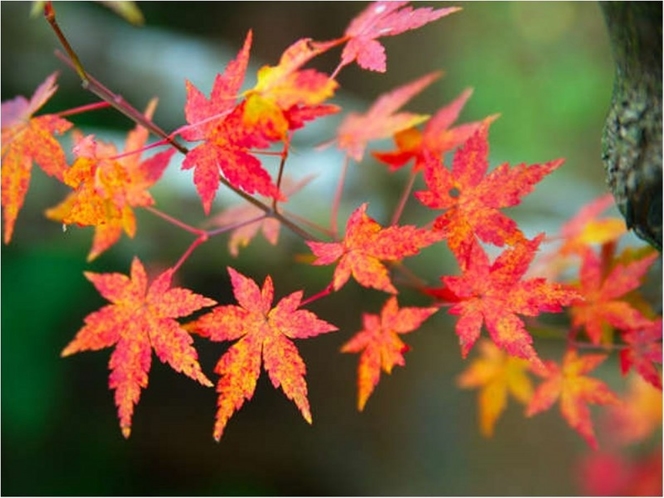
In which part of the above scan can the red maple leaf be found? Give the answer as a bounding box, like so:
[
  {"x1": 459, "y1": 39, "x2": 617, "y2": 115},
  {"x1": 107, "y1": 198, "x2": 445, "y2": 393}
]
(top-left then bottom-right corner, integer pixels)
[
  {"x1": 526, "y1": 348, "x2": 620, "y2": 449},
  {"x1": 341, "y1": 296, "x2": 437, "y2": 410},
  {"x1": 415, "y1": 123, "x2": 564, "y2": 262},
  {"x1": 372, "y1": 88, "x2": 491, "y2": 171},
  {"x1": 619, "y1": 318, "x2": 662, "y2": 389},
  {"x1": 570, "y1": 247, "x2": 658, "y2": 344},
  {"x1": 440, "y1": 235, "x2": 581, "y2": 366},
  {"x1": 180, "y1": 31, "x2": 287, "y2": 212},
  {"x1": 1, "y1": 72, "x2": 72, "y2": 243},
  {"x1": 61, "y1": 257, "x2": 216, "y2": 438},
  {"x1": 46, "y1": 100, "x2": 175, "y2": 261},
  {"x1": 187, "y1": 268, "x2": 337, "y2": 441},
  {"x1": 338, "y1": 1, "x2": 461, "y2": 73},
  {"x1": 306, "y1": 203, "x2": 443, "y2": 294},
  {"x1": 336, "y1": 72, "x2": 440, "y2": 162}
]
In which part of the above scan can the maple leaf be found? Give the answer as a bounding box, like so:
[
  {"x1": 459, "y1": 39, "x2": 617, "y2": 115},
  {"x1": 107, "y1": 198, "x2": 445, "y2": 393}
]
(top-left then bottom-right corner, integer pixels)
[
  {"x1": 1, "y1": 72, "x2": 72, "y2": 243},
  {"x1": 457, "y1": 339, "x2": 534, "y2": 437},
  {"x1": 341, "y1": 296, "x2": 437, "y2": 410},
  {"x1": 243, "y1": 37, "x2": 339, "y2": 141},
  {"x1": 306, "y1": 203, "x2": 442, "y2": 294},
  {"x1": 338, "y1": 1, "x2": 461, "y2": 73},
  {"x1": 187, "y1": 268, "x2": 337, "y2": 441},
  {"x1": 180, "y1": 31, "x2": 287, "y2": 212},
  {"x1": 570, "y1": 247, "x2": 658, "y2": 344},
  {"x1": 415, "y1": 123, "x2": 564, "y2": 261},
  {"x1": 619, "y1": 318, "x2": 662, "y2": 389},
  {"x1": 207, "y1": 176, "x2": 314, "y2": 257},
  {"x1": 336, "y1": 72, "x2": 441, "y2": 162},
  {"x1": 373, "y1": 88, "x2": 491, "y2": 171},
  {"x1": 61, "y1": 257, "x2": 216, "y2": 438},
  {"x1": 46, "y1": 100, "x2": 175, "y2": 260},
  {"x1": 526, "y1": 348, "x2": 620, "y2": 449},
  {"x1": 440, "y1": 235, "x2": 581, "y2": 366}
]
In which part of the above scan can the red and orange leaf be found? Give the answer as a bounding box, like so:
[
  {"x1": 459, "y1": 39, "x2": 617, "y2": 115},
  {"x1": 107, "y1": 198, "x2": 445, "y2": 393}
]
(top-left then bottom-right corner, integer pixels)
[
  {"x1": 570, "y1": 247, "x2": 658, "y2": 344},
  {"x1": 336, "y1": 72, "x2": 440, "y2": 162},
  {"x1": 415, "y1": 123, "x2": 564, "y2": 261},
  {"x1": 61, "y1": 257, "x2": 216, "y2": 438},
  {"x1": 441, "y1": 235, "x2": 581, "y2": 367},
  {"x1": 208, "y1": 176, "x2": 314, "y2": 257},
  {"x1": 179, "y1": 32, "x2": 286, "y2": 212},
  {"x1": 339, "y1": 1, "x2": 461, "y2": 73},
  {"x1": 373, "y1": 89, "x2": 490, "y2": 171},
  {"x1": 306, "y1": 203, "x2": 442, "y2": 294},
  {"x1": 457, "y1": 339, "x2": 533, "y2": 437},
  {"x1": 46, "y1": 100, "x2": 174, "y2": 260},
  {"x1": 1, "y1": 72, "x2": 72, "y2": 243},
  {"x1": 187, "y1": 268, "x2": 337, "y2": 441},
  {"x1": 619, "y1": 318, "x2": 662, "y2": 389},
  {"x1": 526, "y1": 348, "x2": 619, "y2": 449},
  {"x1": 341, "y1": 296, "x2": 437, "y2": 410}
]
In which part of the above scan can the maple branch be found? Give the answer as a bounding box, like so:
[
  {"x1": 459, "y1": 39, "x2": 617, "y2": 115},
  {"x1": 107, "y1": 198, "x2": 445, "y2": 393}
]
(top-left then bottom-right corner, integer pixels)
[
  {"x1": 391, "y1": 169, "x2": 418, "y2": 226},
  {"x1": 330, "y1": 155, "x2": 349, "y2": 237}
]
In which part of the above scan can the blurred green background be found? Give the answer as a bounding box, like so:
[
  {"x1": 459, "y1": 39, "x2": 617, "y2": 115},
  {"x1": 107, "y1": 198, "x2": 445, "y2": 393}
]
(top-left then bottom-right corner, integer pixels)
[{"x1": 1, "y1": 2, "x2": 645, "y2": 495}]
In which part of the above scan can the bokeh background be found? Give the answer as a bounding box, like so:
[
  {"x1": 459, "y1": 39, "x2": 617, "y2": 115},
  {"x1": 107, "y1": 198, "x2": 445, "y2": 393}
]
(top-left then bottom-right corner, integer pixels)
[{"x1": 2, "y1": 2, "x2": 657, "y2": 495}]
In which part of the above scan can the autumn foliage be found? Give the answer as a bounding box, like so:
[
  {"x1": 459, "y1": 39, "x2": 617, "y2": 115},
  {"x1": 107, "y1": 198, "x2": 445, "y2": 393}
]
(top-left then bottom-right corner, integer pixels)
[{"x1": 1, "y1": 2, "x2": 661, "y2": 492}]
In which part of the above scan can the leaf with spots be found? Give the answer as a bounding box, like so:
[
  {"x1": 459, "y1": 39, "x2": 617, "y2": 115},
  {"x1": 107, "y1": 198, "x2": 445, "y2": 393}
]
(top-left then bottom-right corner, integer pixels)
[
  {"x1": 415, "y1": 123, "x2": 564, "y2": 262},
  {"x1": 1, "y1": 72, "x2": 72, "y2": 243},
  {"x1": 187, "y1": 268, "x2": 337, "y2": 441},
  {"x1": 61, "y1": 257, "x2": 216, "y2": 438},
  {"x1": 342, "y1": 296, "x2": 437, "y2": 410},
  {"x1": 306, "y1": 203, "x2": 443, "y2": 294},
  {"x1": 440, "y1": 235, "x2": 581, "y2": 367}
]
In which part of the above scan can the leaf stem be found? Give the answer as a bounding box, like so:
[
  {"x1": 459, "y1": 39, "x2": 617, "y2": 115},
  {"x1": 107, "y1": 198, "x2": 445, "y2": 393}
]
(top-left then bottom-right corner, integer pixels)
[
  {"x1": 391, "y1": 169, "x2": 418, "y2": 226},
  {"x1": 172, "y1": 234, "x2": 208, "y2": 274},
  {"x1": 144, "y1": 206, "x2": 205, "y2": 236},
  {"x1": 300, "y1": 282, "x2": 335, "y2": 307},
  {"x1": 56, "y1": 101, "x2": 111, "y2": 118},
  {"x1": 331, "y1": 155, "x2": 349, "y2": 237}
]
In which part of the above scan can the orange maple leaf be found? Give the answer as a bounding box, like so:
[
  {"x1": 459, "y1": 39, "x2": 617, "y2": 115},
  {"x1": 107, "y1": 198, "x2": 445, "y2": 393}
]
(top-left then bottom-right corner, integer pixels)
[
  {"x1": 341, "y1": 296, "x2": 437, "y2": 410},
  {"x1": 243, "y1": 37, "x2": 339, "y2": 141},
  {"x1": 372, "y1": 88, "x2": 491, "y2": 171},
  {"x1": 606, "y1": 374, "x2": 662, "y2": 444},
  {"x1": 306, "y1": 203, "x2": 443, "y2": 294},
  {"x1": 336, "y1": 72, "x2": 440, "y2": 162},
  {"x1": 338, "y1": 1, "x2": 461, "y2": 73},
  {"x1": 415, "y1": 123, "x2": 564, "y2": 262},
  {"x1": 440, "y1": 235, "x2": 581, "y2": 366},
  {"x1": 526, "y1": 348, "x2": 619, "y2": 449},
  {"x1": 1, "y1": 72, "x2": 72, "y2": 243},
  {"x1": 570, "y1": 247, "x2": 658, "y2": 344},
  {"x1": 457, "y1": 339, "x2": 534, "y2": 437},
  {"x1": 61, "y1": 257, "x2": 216, "y2": 438},
  {"x1": 187, "y1": 268, "x2": 337, "y2": 441},
  {"x1": 46, "y1": 100, "x2": 175, "y2": 261}
]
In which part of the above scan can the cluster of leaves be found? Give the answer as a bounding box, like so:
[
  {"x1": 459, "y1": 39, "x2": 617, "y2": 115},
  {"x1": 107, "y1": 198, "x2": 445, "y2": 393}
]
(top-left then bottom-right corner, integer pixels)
[{"x1": 1, "y1": 2, "x2": 660, "y2": 472}]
